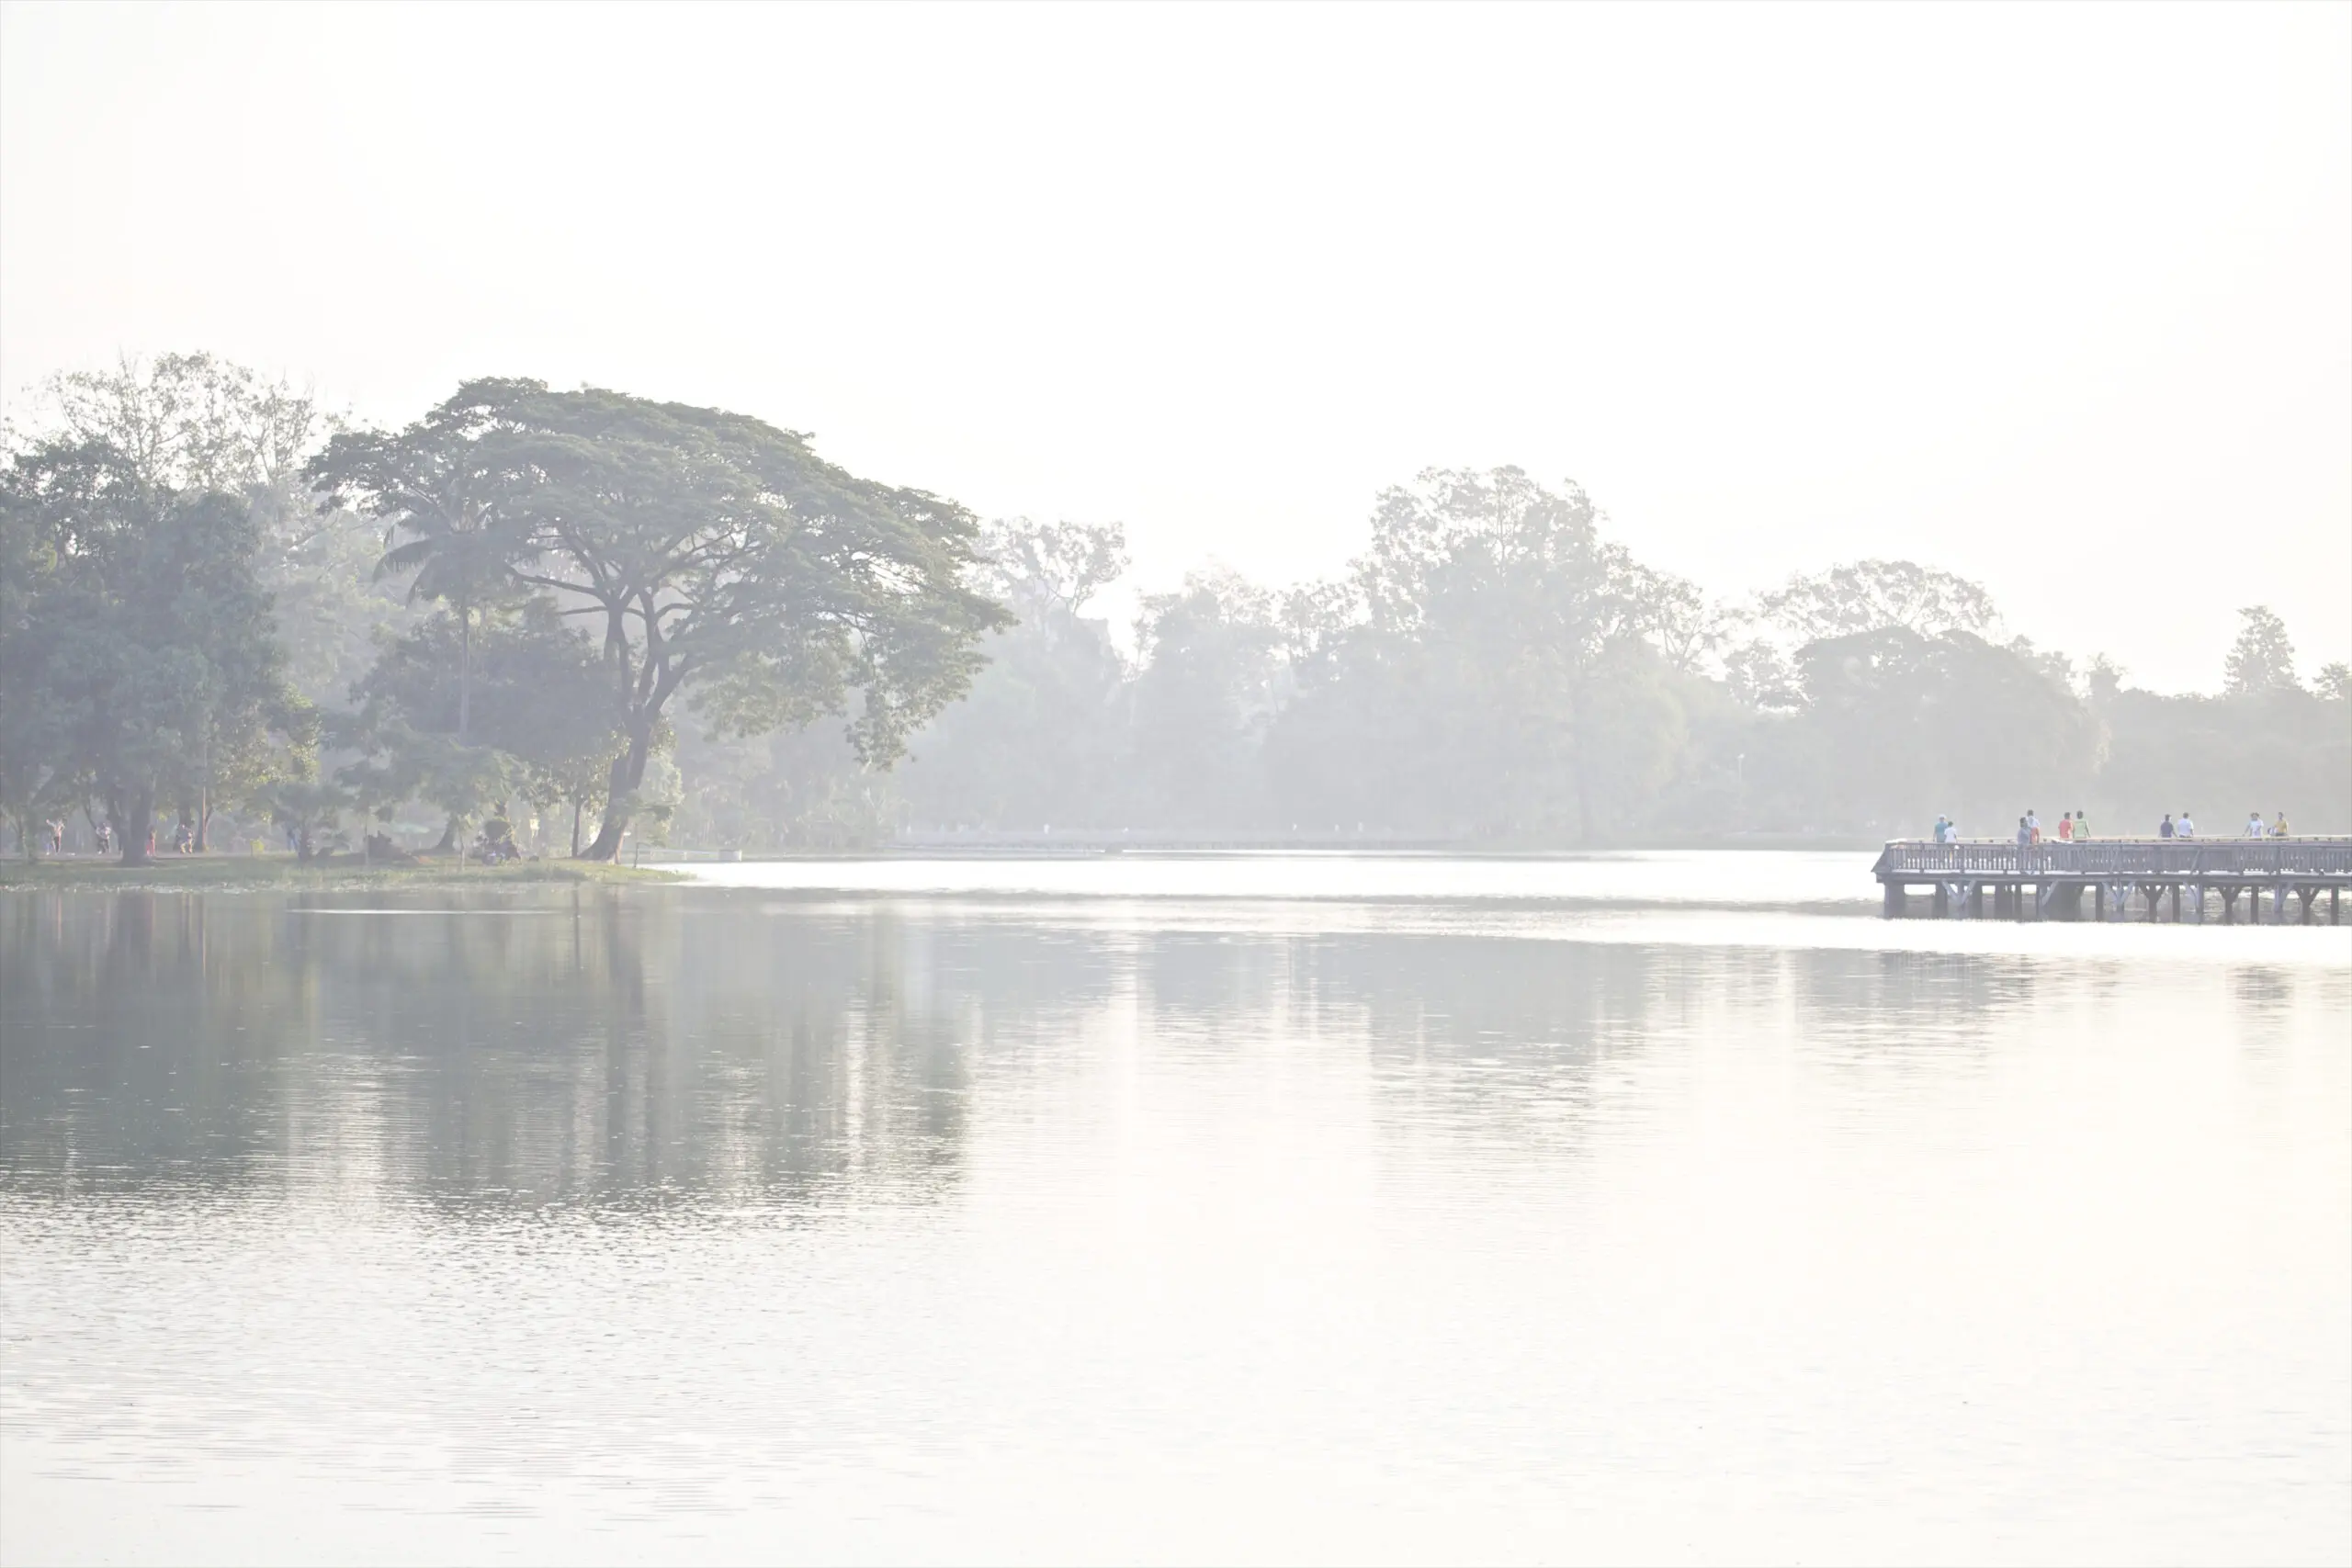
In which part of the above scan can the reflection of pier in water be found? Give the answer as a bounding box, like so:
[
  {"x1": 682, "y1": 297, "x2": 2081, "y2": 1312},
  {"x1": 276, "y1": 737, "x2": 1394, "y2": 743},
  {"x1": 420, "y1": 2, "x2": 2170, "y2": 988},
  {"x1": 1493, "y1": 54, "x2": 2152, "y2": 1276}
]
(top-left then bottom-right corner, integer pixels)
[{"x1": 1874, "y1": 838, "x2": 2352, "y2": 924}]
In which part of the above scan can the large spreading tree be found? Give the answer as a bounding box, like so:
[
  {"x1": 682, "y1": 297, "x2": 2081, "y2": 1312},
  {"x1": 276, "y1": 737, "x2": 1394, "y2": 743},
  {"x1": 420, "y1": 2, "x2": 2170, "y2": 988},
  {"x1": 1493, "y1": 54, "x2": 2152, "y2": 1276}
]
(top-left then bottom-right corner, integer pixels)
[{"x1": 311, "y1": 380, "x2": 1009, "y2": 858}]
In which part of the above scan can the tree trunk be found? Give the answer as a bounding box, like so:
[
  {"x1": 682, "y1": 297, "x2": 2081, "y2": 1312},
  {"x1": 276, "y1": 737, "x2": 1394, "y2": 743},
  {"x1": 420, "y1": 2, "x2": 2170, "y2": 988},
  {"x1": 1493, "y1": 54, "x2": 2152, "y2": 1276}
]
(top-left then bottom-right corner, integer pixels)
[
  {"x1": 195, "y1": 786, "x2": 210, "y2": 852},
  {"x1": 115, "y1": 788, "x2": 153, "y2": 866},
  {"x1": 579, "y1": 728, "x2": 650, "y2": 861},
  {"x1": 432, "y1": 814, "x2": 459, "y2": 854},
  {"x1": 570, "y1": 797, "x2": 582, "y2": 859}
]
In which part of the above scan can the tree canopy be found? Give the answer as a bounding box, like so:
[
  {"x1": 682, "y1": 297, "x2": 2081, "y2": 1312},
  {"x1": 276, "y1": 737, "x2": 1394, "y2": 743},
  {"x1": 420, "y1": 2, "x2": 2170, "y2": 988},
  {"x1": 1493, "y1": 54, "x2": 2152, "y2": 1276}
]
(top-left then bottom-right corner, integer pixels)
[
  {"x1": 7, "y1": 353, "x2": 2347, "y2": 860},
  {"x1": 311, "y1": 380, "x2": 1010, "y2": 858},
  {"x1": 2222, "y1": 605, "x2": 2299, "y2": 696},
  {"x1": 0, "y1": 439, "x2": 309, "y2": 861}
]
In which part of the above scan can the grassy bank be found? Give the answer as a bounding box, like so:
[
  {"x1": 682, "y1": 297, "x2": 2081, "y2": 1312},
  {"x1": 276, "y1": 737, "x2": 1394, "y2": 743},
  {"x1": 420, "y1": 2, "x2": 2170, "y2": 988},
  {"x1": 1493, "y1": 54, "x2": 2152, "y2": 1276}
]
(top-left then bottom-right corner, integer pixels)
[{"x1": 0, "y1": 854, "x2": 684, "y2": 891}]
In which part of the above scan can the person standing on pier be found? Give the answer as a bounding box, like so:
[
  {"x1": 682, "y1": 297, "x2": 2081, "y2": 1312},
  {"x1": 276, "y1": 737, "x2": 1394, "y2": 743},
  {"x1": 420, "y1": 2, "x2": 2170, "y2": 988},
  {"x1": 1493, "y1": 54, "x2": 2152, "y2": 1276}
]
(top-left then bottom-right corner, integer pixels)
[
  {"x1": 2057, "y1": 812, "x2": 2075, "y2": 842},
  {"x1": 2273, "y1": 811, "x2": 2291, "y2": 838},
  {"x1": 2245, "y1": 812, "x2": 2268, "y2": 837},
  {"x1": 2178, "y1": 811, "x2": 2196, "y2": 839},
  {"x1": 2027, "y1": 809, "x2": 2042, "y2": 843},
  {"x1": 2159, "y1": 814, "x2": 2176, "y2": 839}
]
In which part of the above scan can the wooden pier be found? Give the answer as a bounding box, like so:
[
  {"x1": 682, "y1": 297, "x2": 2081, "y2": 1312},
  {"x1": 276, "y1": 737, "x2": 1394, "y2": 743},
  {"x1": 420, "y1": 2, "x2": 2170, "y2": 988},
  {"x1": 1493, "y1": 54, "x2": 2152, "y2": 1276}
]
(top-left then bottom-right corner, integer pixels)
[{"x1": 1873, "y1": 838, "x2": 2352, "y2": 923}]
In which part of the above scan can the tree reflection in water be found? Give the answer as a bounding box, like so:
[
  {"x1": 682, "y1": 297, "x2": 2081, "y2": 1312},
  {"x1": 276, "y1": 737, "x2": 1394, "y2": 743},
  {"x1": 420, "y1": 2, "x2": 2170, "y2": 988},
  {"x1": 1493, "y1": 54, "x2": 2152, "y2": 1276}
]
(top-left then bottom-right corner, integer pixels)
[{"x1": 0, "y1": 886, "x2": 2118, "y2": 1220}]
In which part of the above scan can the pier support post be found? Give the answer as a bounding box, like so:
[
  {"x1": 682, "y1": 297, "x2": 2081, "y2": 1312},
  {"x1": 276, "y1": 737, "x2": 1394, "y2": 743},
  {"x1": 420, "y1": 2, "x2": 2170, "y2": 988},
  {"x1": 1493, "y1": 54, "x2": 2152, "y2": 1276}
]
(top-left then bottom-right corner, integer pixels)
[{"x1": 1883, "y1": 883, "x2": 1903, "y2": 919}]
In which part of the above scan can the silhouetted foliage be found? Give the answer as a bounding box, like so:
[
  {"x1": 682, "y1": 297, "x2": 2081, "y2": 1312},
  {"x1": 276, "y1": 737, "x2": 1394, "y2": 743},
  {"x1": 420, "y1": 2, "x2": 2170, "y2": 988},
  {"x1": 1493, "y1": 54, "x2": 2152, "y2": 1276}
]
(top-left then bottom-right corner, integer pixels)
[
  {"x1": 311, "y1": 379, "x2": 1010, "y2": 858},
  {"x1": 9, "y1": 356, "x2": 2348, "y2": 854},
  {"x1": 0, "y1": 440, "x2": 310, "y2": 862}
]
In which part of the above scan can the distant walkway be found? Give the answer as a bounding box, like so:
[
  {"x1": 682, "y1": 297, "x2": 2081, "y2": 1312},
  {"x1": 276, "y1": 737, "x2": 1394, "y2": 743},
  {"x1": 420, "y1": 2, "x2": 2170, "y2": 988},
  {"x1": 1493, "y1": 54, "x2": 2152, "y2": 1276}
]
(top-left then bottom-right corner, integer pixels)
[{"x1": 1874, "y1": 837, "x2": 2352, "y2": 923}]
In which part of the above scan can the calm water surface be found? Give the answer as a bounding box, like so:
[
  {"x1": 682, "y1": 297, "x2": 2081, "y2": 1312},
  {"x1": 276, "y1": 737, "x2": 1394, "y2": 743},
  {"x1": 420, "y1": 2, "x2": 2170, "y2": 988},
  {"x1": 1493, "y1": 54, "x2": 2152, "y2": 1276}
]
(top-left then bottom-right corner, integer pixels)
[{"x1": 3, "y1": 852, "x2": 2346, "y2": 1564}]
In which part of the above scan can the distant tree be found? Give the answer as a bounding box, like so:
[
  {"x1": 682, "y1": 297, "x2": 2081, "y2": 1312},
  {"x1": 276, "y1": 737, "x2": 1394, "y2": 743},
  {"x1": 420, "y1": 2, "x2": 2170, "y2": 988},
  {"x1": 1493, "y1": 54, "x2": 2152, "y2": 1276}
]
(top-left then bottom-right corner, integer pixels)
[
  {"x1": 0, "y1": 441, "x2": 311, "y2": 863},
  {"x1": 8, "y1": 351, "x2": 322, "y2": 497},
  {"x1": 259, "y1": 776, "x2": 356, "y2": 862},
  {"x1": 6, "y1": 353, "x2": 389, "y2": 828},
  {"x1": 2084, "y1": 654, "x2": 2126, "y2": 709},
  {"x1": 1628, "y1": 566, "x2": 1723, "y2": 675},
  {"x1": 1267, "y1": 468, "x2": 1682, "y2": 840},
  {"x1": 2317, "y1": 661, "x2": 2350, "y2": 703},
  {"x1": 0, "y1": 480, "x2": 84, "y2": 857},
  {"x1": 1130, "y1": 567, "x2": 1284, "y2": 829},
  {"x1": 2222, "y1": 605, "x2": 2299, "y2": 695},
  {"x1": 1791, "y1": 626, "x2": 2098, "y2": 834},
  {"x1": 333, "y1": 721, "x2": 514, "y2": 854},
  {"x1": 1720, "y1": 636, "x2": 1802, "y2": 713},
  {"x1": 313, "y1": 380, "x2": 1008, "y2": 859},
  {"x1": 308, "y1": 404, "x2": 527, "y2": 746},
  {"x1": 983, "y1": 518, "x2": 1129, "y2": 619},
  {"x1": 1760, "y1": 559, "x2": 1997, "y2": 642},
  {"x1": 897, "y1": 520, "x2": 1131, "y2": 833},
  {"x1": 343, "y1": 602, "x2": 627, "y2": 850}
]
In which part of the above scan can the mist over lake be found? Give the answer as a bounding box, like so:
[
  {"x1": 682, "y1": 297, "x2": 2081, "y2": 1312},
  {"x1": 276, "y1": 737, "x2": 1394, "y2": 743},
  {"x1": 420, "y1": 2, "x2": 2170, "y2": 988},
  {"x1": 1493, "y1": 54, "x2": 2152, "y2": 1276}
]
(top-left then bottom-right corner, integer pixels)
[{"x1": 5, "y1": 5, "x2": 2348, "y2": 1562}]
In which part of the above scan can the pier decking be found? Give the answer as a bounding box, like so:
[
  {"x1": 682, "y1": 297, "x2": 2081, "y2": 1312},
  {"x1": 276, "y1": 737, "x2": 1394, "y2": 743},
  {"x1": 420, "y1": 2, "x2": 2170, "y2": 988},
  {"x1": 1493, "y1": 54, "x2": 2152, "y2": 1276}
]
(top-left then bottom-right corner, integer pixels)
[{"x1": 1873, "y1": 838, "x2": 2352, "y2": 923}]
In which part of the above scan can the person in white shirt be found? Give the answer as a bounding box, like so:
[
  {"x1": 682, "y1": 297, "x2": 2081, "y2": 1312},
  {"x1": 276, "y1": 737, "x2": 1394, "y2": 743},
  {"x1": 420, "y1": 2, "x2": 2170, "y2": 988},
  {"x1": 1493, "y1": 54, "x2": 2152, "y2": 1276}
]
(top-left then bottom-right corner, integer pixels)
[
  {"x1": 2177, "y1": 811, "x2": 2196, "y2": 840},
  {"x1": 2245, "y1": 813, "x2": 2267, "y2": 837}
]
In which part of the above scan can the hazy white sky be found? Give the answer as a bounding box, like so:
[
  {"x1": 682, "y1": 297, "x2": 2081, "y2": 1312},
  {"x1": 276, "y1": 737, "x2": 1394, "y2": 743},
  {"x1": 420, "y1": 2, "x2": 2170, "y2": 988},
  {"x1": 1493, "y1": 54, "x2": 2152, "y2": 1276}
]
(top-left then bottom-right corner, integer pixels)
[{"x1": 4, "y1": 2, "x2": 2346, "y2": 691}]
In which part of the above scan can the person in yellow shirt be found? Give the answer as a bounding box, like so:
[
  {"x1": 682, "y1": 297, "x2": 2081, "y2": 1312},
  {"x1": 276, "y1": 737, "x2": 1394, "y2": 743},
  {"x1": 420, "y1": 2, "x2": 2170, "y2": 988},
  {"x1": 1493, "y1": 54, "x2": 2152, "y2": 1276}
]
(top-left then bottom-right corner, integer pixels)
[{"x1": 2272, "y1": 811, "x2": 2291, "y2": 838}]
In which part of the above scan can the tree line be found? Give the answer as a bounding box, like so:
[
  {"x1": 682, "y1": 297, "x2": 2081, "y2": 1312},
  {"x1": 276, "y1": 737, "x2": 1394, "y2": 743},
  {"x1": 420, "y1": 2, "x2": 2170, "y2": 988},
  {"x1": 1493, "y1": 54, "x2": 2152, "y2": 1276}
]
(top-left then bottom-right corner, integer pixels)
[{"x1": 5, "y1": 355, "x2": 2346, "y2": 863}]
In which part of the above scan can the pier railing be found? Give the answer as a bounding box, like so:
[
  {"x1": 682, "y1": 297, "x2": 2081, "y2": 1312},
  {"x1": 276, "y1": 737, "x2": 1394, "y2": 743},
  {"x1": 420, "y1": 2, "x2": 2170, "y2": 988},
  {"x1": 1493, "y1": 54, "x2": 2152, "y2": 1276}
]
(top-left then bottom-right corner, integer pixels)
[{"x1": 1875, "y1": 837, "x2": 2352, "y2": 879}]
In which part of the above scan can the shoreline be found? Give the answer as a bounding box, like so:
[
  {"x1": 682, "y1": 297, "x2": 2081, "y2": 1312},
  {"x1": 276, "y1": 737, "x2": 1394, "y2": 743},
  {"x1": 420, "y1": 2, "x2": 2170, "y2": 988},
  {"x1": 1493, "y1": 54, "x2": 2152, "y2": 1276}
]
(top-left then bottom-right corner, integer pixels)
[{"x1": 0, "y1": 856, "x2": 684, "y2": 891}]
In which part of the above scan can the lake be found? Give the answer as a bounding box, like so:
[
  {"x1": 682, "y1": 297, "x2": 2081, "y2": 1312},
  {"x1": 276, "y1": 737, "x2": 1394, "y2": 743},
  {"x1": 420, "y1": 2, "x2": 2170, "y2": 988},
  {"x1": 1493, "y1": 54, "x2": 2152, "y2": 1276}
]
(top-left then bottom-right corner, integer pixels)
[{"x1": 3, "y1": 852, "x2": 2346, "y2": 1564}]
